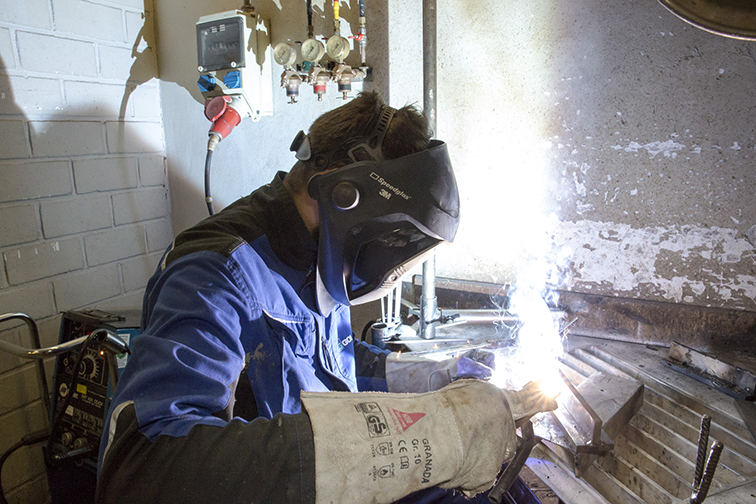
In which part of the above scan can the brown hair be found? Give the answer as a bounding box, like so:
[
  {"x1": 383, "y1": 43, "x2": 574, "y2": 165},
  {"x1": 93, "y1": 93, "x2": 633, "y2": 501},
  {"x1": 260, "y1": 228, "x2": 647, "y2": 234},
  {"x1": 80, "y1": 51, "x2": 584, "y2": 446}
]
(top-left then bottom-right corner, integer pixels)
[{"x1": 286, "y1": 91, "x2": 430, "y2": 192}]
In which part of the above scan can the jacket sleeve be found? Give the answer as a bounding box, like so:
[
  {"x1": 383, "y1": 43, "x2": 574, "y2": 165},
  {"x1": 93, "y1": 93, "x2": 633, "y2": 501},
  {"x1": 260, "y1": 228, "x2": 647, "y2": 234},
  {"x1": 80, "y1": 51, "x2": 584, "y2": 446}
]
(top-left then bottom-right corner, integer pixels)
[
  {"x1": 96, "y1": 252, "x2": 316, "y2": 504},
  {"x1": 353, "y1": 340, "x2": 389, "y2": 392}
]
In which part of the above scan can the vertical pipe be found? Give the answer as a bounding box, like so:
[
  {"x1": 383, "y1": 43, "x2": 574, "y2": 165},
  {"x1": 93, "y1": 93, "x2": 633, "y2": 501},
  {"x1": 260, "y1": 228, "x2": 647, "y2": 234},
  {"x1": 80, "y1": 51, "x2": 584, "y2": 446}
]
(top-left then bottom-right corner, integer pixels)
[{"x1": 420, "y1": 0, "x2": 438, "y2": 340}]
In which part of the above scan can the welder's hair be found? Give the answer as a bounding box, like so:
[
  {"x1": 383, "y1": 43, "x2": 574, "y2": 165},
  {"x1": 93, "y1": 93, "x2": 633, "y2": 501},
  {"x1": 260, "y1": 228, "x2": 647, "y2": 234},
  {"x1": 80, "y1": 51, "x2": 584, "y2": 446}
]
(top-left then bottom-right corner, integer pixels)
[{"x1": 287, "y1": 91, "x2": 430, "y2": 191}]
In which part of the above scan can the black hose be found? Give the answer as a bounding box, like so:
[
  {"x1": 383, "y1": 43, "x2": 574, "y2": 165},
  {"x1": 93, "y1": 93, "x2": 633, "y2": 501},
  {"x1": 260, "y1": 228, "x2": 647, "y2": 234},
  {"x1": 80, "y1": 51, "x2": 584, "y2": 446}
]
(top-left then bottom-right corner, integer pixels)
[
  {"x1": 0, "y1": 429, "x2": 50, "y2": 504},
  {"x1": 359, "y1": 0, "x2": 365, "y2": 18},
  {"x1": 205, "y1": 148, "x2": 215, "y2": 216}
]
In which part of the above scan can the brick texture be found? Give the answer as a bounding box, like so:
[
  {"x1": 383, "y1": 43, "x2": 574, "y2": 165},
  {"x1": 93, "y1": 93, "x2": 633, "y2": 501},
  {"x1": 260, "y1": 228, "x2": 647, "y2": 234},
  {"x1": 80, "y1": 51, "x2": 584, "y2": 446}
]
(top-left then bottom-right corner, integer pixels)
[
  {"x1": 112, "y1": 187, "x2": 168, "y2": 225},
  {"x1": 105, "y1": 120, "x2": 164, "y2": 153},
  {"x1": 0, "y1": 0, "x2": 164, "y2": 500},
  {"x1": 0, "y1": 27, "x2": 15, "y2": 69},
  {"x1": 0, "y1": 161, "x2": 72, "y2": 201},
  {"x1": 0, "y1": 282, "x2": 55, "y2": 321},
  {"x1": 0, "y1": 204, "x2": 39, "y2": 247},
  {"x1": 74, "y1": 157, "x2": 138, "y2": 193},
  {"x1": 84, "y1": 225, "x2": 147, "y2": 266},
  {"x1": 4, "y1": 238, "x2": 85, "y2": 284},
  {"x1": 138, "y1": 156, "x2": 165, "y2": 186},
  {"x1": 144, "y1": 218, "x2": 173, "y2": 252},
  {"x1": 17, "y1": 32, "x2": 97, "y2": 76},
  {"x1": 1, "y1": 76, "x2": 64, "y2": 116},
  {"x1": 29, "y1": 121, "x2": 105, "y2": 157},
  {"x1": 40, "y1": 194, "x2": 112, "y2": 238},
  {"x1": 0, "y1": 120, "x2": 30, "y2": 159},
  {"x1": 121, "y1": 251, "x2": 161, "y2": 292},
  {"x1": 53, "y1": 264, "x2": 121, "y2": 311},
  {"x1": 51, "y1": 0, "x2": 125, "y2": 42}
]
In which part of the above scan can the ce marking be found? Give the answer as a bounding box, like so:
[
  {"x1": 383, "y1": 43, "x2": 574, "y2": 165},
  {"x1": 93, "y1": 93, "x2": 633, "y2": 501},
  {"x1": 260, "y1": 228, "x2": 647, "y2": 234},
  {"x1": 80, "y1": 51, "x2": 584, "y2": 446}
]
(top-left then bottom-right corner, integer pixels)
[{"x1": 398, "y1": 439, "x2": 408, "y2": 453}]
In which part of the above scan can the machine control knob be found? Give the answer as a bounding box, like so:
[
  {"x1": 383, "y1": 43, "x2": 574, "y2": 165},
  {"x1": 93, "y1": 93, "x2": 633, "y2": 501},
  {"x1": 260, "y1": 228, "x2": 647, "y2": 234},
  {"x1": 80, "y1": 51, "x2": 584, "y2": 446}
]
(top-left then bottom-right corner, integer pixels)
[
  {"x1": 331, "y1": 181, "x2": 359, "y2": 210},
  {"x1": 73, "y1": 437, "x2": 89, "y2": 450},
  {"x1": 61, "y1": 432, "x2": 74, "y2": 447}
]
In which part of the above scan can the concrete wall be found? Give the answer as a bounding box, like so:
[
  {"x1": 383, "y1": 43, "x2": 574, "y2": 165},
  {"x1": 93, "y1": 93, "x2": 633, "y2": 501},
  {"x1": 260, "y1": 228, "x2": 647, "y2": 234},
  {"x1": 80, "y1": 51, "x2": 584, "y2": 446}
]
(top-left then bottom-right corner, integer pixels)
[
  {"x1": 158, "y1": 0, "x2": 755, "y2": 312},
  {"x1": 0, "y1": 0, "x2": 166, "y2": 501}
]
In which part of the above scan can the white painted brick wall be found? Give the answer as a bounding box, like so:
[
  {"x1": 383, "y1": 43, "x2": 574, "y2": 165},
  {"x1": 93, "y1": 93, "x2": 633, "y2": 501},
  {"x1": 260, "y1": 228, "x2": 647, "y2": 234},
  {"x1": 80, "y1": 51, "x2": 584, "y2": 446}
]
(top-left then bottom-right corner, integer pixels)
[
  {"x1": 120, "y1": 251, "x2": 161, "y2": 292},
  {"x1": 51, "y1": 0, "x2": 125, "y2": 42},
  {"x1": 105, "y1": 120, "x2": 163, "y2": 153},
  {"x1": 0, "y1": 27, "x2": 15, "y2": 68},
  {"x1": 138, "y1": 156, "x2": 165, "y2": 187},
  {"x1": 0, "y1": 0, "x2": 52, "y2": 28},
  {"x1": 0, "y1": 119, "x2": 30, "y2": 158},
  {"x1": 17, "y1": 32, "x2": 98, "y2": 76},
  {"x1": 74, "y1": 157, "x2": 138, "y2": 193},
  {"x1": 40, "y1": 194, "x2": 112, "y2": 237},
  {"x1": 0, "y1": 161, "x2": 72, "y2": 201},
  {"x1": 29, "y1": 120, "x2": 106, "y2": 156},
  {"x1": 0, "y1": 0, "x2": 168, "y2": 500},
  {"x1": 0, "y1": 282, "x2": 55, "y2": 320},
  {"x1": 112, "y1": 187, "x2": 168, "y2": 224},
  {"x1": 2, "y1": 76, "x2": 64, "y2": 116},
  {"x1": 84, "y1": 225, "x2": 147, "y2": 265},
  {"x1": 64, "y1": 81, "x2": 132, "y2": 117},
  {"x1": 53, "y1": 264, "x2": 121, "y2": 311},
  {"x1": 144, "y1": 218, "x2": 173, "y2": 252},
  {"x1": 0, "y1": 204, "x2": 39, "y2": 247},
  {"x1": 4, "y1": 238, "x2": 85, "y2": 284}
]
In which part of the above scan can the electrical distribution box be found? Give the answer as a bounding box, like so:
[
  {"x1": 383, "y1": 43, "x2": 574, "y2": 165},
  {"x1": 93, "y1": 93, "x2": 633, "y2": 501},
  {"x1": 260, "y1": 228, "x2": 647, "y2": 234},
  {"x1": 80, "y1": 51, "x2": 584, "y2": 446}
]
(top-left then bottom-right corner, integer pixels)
[{"x1": 196, "y1": 9, "x2": 273, "y2": 121}]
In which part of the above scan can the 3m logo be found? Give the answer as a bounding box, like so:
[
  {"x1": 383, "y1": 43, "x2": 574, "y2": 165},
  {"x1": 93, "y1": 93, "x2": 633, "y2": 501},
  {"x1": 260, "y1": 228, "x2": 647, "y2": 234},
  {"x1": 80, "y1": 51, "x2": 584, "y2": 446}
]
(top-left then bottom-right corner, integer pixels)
[
  {"x1": 388, "y1": 408, "x2": 426, "y2": 433},
  {"x1": 356, "y1": 402, "x2": 391, "y2": 438}
]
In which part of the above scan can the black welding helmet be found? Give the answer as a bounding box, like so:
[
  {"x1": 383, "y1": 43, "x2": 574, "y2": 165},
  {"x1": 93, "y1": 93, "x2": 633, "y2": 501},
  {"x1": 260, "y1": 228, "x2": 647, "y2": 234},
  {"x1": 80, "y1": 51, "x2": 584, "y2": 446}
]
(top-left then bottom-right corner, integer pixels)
[{"x1": 291, "y1": 107, "x2": 460, "y2": 314}]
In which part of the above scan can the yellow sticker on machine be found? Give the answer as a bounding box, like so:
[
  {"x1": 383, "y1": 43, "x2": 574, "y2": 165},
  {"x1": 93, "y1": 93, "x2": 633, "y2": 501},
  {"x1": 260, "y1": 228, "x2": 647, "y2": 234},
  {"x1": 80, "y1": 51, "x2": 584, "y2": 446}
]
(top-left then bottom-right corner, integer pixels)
[{"x1": 77, "y1": 383, "x2": 87, "y2": 395}]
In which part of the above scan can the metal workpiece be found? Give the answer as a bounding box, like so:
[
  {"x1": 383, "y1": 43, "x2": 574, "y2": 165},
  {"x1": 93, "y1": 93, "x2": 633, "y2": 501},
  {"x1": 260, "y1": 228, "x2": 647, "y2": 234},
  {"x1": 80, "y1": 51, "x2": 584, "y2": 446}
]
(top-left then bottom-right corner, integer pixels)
[
  {"x1": 526, "y1": 338, "x2": 756, "y2": 504},
  {"x1": 531, "y1": 370, "x2": 644, "y2": 478},
  {"x1": 665, "y1": 341, "x2": 756, "y2": 401}
]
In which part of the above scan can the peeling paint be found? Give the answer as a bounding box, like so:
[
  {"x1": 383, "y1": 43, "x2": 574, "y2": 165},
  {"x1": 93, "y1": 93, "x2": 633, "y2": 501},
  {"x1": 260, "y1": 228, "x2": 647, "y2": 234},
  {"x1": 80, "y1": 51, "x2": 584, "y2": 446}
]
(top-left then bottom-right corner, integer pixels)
[
  {"x1": 611, "y1": 140, "x2": 687, "y2": 158},
  {"x1": 549, "y1": 221, "x2": 756, "y2": 309}
]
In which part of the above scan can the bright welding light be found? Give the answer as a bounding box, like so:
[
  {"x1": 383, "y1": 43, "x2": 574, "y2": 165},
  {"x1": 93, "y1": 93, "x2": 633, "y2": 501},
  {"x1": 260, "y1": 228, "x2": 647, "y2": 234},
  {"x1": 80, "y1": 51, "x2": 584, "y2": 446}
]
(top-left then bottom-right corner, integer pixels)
[{"x1": 537, "y1": 370, "x2": 564, "y2": 399}]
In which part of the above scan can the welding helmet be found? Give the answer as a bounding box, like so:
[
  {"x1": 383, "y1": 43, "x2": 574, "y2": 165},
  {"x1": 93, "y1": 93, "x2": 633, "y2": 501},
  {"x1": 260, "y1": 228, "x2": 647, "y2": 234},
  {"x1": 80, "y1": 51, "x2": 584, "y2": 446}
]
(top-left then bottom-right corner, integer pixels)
[{"x1": 291, "y1": 107, "x2": 460, "y2": 314}]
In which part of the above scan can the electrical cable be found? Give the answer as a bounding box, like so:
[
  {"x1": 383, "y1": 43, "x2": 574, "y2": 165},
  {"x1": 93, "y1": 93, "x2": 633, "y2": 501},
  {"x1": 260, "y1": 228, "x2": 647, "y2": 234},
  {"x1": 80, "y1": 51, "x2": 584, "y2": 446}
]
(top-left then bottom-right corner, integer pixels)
[
  {"x1": 205, "y1": 148, "x2": 215, "y2": 215},
  {"x1": 0, "y1": 429, "x2": 50, "y2": 504}
]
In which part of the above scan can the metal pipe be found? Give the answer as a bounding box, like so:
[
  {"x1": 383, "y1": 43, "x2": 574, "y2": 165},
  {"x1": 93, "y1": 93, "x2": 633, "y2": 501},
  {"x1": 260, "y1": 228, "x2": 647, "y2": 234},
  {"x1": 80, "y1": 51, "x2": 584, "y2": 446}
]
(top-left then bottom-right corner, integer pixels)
[
  {"x1": 0, "y1": 313, "x2": 50, "y2": 415},
  {"x1": 420, "y1": 0, "x2": 438, "y2": 340},
  {"x1": 358, "y1": 0, "x2": 367, "y2": 66}
]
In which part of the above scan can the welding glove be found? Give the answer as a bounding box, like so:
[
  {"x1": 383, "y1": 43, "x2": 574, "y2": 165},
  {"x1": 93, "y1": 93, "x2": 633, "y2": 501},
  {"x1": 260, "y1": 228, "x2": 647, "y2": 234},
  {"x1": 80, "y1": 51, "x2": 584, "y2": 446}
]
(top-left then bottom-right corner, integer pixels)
[
  {"x1": 385, "y1": 349, "x2": 496, "y2": 393},
  {"x1": 302, "y1": 379, "x2": 519, "y2": 504},
  {"x1": 500, "y1": 379, "x2": 560, "y2": 425}
]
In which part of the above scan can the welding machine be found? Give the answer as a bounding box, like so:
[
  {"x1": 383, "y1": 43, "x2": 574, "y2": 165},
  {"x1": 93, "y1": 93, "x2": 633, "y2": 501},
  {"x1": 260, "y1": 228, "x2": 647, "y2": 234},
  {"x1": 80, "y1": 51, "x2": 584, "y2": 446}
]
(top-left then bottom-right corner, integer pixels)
[{"x1": 45, "y1": 309, "x2": 140, "y2": 504}]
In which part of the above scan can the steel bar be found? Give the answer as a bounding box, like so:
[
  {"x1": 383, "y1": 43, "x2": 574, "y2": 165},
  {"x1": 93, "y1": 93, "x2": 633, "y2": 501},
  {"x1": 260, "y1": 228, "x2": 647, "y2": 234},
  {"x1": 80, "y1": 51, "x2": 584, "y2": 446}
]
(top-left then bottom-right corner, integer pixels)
[
  {"x1": 693, "y1": 415, "x2": 712, "y2": 491},
  {"x1": 0, "y1": 312, "x2": 51, "y2": 415},
  {"x1": 419, "y1": 0, "x2": 438, "y2": 341}
]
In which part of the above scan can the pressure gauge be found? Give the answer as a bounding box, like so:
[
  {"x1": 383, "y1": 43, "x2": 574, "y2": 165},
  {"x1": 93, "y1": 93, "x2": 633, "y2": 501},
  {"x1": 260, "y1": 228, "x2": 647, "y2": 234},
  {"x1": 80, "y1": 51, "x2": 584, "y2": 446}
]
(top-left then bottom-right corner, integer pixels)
[
  {"x1": 273, "y1": 42, "x2": 297, "y2": 67},
  {"x1": 326, "y1": 35, "x2": 350, "y2": 62},
  {"x1": 301, "y1": 37, "x2": 326, "y2": 63}
]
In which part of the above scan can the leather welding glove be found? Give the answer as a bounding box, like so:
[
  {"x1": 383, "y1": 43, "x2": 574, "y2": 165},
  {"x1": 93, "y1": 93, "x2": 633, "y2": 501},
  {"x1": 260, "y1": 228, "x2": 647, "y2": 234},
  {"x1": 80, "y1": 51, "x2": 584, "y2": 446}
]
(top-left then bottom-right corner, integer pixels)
[
  {"x1": 385, "y1": 348, "x2": 496, "y2": 393},
  {"x1": 500, "y1": 379, "x2": 560, "y2": 424},
  {"x1": 302, "y1": 379, "x2": 519, "y2": 504}
]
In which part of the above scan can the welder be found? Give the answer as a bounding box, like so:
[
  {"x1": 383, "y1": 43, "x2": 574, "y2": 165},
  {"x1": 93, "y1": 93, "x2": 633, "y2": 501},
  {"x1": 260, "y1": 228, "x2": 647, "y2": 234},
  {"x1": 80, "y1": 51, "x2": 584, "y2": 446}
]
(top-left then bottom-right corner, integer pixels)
[{"x1": 95, "y1": 91, "x2": 557, "y2": 504}]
